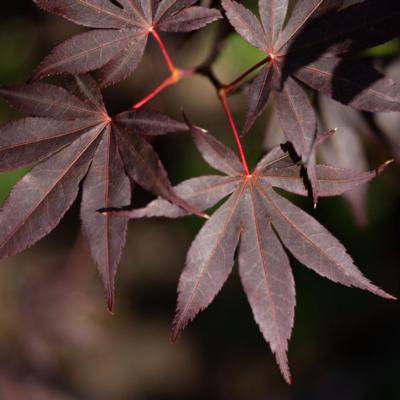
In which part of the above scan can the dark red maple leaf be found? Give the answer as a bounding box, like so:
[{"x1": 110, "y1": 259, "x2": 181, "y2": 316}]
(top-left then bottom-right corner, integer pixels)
[
  {"x1": 32, "y1": 0, "x2": 221, "y2": 86},
  {"x1": 113, "y1": 121, "x2": 395, "y2": 383},
  {"x1": 221, "y1": 0, "x2": 400, "y2": 203},
  {"x1": 318, "y1": 94, "x2": 373, "y2": 227},
  {"x1": 0, "y1": 74, "x2": 202, "y2": 310},
  {"x1": 375, "y1": 57, "x2": 400, "y2": 162}
]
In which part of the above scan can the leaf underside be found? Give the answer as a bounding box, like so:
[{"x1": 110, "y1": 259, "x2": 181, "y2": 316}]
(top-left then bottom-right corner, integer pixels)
[
  {"x1": 0, "y1": 74, "x2": 201, "y2": 310},
  {"x1": 222, "y1": 0, "x2": 400, "y2": 201},
  {"x1": 33, "y1": 0, "x2": 221, "y2": 85},
  {"x1": 115, "y1": 124, "x2": 394, "y2": 383}
]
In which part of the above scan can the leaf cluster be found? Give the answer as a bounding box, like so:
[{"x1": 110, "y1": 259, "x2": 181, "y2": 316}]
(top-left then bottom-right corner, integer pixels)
[{"x1": 0, "y1": 0, "x2": 399, "y2": 383}]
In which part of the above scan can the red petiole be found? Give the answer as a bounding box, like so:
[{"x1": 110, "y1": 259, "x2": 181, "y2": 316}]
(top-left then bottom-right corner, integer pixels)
[
  {"x1": 150, "y1": 28, "x2": 176, "y2": 73},
  {"x1": 223, "y1": 56, "x2": 271, "y2": 94},
  {"x1": 218, "y1": 89, "x2": 250, "y2": 175},
  {"x1": 132, "y1": 31, "x2": 268, "y2": 176},
  {"x1": 132, "y1": 29, "x2": 194, "y2": 110}
]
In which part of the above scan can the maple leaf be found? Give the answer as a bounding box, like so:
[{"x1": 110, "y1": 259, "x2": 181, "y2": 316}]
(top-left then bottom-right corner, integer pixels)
[
  {"x1": 113, "y1": 122, "x2": 395, "y2": 383},
  {"x1": 222, "y1": 0, "x2": 400, "y2": 202},
  {"x1": 32, "y1": 0, "x2": 221, "y2": 86},
  {"x1": 263, "y1": 100, "x2": 371, "y2": 227},
  {"x1": 318, "y1": 94, "x2": 374, "y2": 227},
  {"x1": 0, "y1": 74, "x2": 201, "y2": 310},
  {"x1": 375, "y1": 57, "x2": 400, "y2": 162}
]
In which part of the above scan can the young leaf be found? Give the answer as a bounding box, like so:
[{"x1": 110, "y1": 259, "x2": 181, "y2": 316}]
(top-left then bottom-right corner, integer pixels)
[
  {"x1": 114, "y1": 124, "x2": 394, "y2": 382},
  {"x1": 33, "y1": 0, "x2": 221, "y2": 86}
]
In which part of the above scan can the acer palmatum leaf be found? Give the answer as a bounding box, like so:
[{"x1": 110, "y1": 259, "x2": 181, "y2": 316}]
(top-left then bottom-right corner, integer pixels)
[
  {"x1": 243, "y1": 65, "x2": 272, "y2": 135},
  {"x1": 0, "y1": 125, "x2": 102, "y2": 259},
  {"x1": 0, "y1": 82, "x2": 98, "y2": 119},
  {"x1": 222, "y1": 0, "x2": 267, "y2": 50},
  {"x1": 276, "y1": 0, "x2": 344, "y2": 51},
  {"x1": 292, "y1": 56, "x2": 400, "y2": 112},
  {"x1": 0, "y1": 117, "x2": 100, "y2": 171},
  {"x1": 112, "y1": 175, "x2": 239, "y2": 219},
  {"x1": 258, "y1": 0, "x2": 289, "y2": 48},
  {"x1": 319, "y1": 95, "x2": 371, "y2": 227},
  {"x1": 280, "y1": 0, "x2": 400, "y2": 56},
  {"x1": 114, "y1": 124, "x2": 395, "y2": 383},
  {"x1": 80, "y1": 127, "x2": 131, "y2": 312},
  {"x1": 222, "y1": 0, "x2": 400, "y2": 189},
  {"x1": 375, "y1": 57, "x2": 400, "y2": 162},
  {"x1": 0, "y1": 74, "x2": 203, "y2": 310},
  {"x1": 272, "y1": 69, "x2": 316, "y2": 162},
  {"x1": 32, "y1": 0, "x2": 221, "y2": 86},
  {"x1": 114, "y1": 108, "x2": 190, "y2": 135}
]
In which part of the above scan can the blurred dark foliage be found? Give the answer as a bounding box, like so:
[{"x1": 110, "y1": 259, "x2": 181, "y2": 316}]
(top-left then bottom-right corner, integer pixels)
[{"x1": 0, "y1": 1, "x2": 399, "y2": 399}]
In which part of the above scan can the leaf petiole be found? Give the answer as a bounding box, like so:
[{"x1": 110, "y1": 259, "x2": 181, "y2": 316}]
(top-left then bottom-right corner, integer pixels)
[
  {"x1": 218, "y1": 89, "x2": 250, "y2": 175},
  {"x1": 223, "y1": 56, "x2": 271, "y2": 94},
  {"x1": 150, "y1": 28, "x2": 176, "y2": 73},
  {"x1": 132, "y1": 29, "x2": 196, "y2": 109},
  {"x1": 131, "y1": 68, "x2": 194, "y2": 109}
]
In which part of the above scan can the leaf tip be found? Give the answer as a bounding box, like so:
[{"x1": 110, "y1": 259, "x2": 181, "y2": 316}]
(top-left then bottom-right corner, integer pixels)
[
  {"x1": 169, "y1": 323, "x2": 182, "y2": 343},
  {"x1": 275, "y1": 350, "x2": 292, "y2": 384},
  {"x1": 376, "y1": 159, "x2": 394, "y2": 175},
  {"x1": 381, "y1": 292, "x2": 397, "y2": 301},
  {"x1": 106, "y1": 296, "x2": 115, "y2": 315},
  {"x1": 284, "y1": 374, "x2": 292, "y2": 385},
  {"x1": 312, "y1": 190, "x2": 319, "y2": 209},
  {"x1": 369, "y1": 284, "x2": 397, "y2": 301}
]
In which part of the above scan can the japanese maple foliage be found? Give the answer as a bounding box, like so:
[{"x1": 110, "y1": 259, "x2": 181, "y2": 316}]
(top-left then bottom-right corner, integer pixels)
[
  {"x1": 222, "y1": 0, "x2": 400, "y2": 202},
  {"x1": 32, "y1": 0, "x2": 221, "y2": 86},
  {"x1": 0, "y1": 74, "x2": 202, "y2": 311},
  {"x1": 0, "y1": 0, "x2": 399, "y2": 385},
  {"x1": 113, "y1": 122, "x2": 394, "y2": 383}
]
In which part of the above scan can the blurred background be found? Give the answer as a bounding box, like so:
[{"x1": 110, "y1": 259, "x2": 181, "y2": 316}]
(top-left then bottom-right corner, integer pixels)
[{"x1": 0, "y1": 1, "x2": 399, "y2": 399}]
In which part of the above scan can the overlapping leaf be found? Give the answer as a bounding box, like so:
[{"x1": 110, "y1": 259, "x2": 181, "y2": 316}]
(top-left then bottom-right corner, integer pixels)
[
  {"x1": 263, "y1": 99, "x2": 373, "y2": 227},
  {"x1": 32, "y1": 0, "x2": 221, "y2": 86},
  {"x1": 113, "y1": 122, "x2": 394, "y2": 383},
  {"x1": 318, "y1": 95, "x2": 373, "y2": 227},
  {"x1": 0, "y1": 74, "x2": 199, "y2": 310},
  {"x1": 375, "y1": 57, "x2": 400, "y2": 162},
  {"x1": 222, "y1": 0, "x2": 400, "y2": 201}
]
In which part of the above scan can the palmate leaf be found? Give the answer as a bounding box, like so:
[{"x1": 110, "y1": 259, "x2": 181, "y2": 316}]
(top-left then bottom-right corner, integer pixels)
[
  {"x1": 221, "y1": 0, "x2": 400, "y2": 201},
  {"x1": 375, "y1": 57, "x2": 400, "y2": 162},
  {"x1": 32, "y1": 0, "x2": 221, "y2": 86},
  {"x1": 262, "y1": 102, "x2": 374, "y2": 227},
  {"x1": 114, "y1": 123, "x2": 394, "y2": 383},
  {"x1": 0, "y1": 74, "x2": 200, "y2": 310},
  {"x1": 318, "y1": 94, "x2": 372, "y2": 227}
]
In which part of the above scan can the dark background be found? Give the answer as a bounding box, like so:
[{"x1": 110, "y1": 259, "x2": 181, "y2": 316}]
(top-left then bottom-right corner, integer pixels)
[{"x1": 0, "y1": 1, "x2": 399, "y2": 399}]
